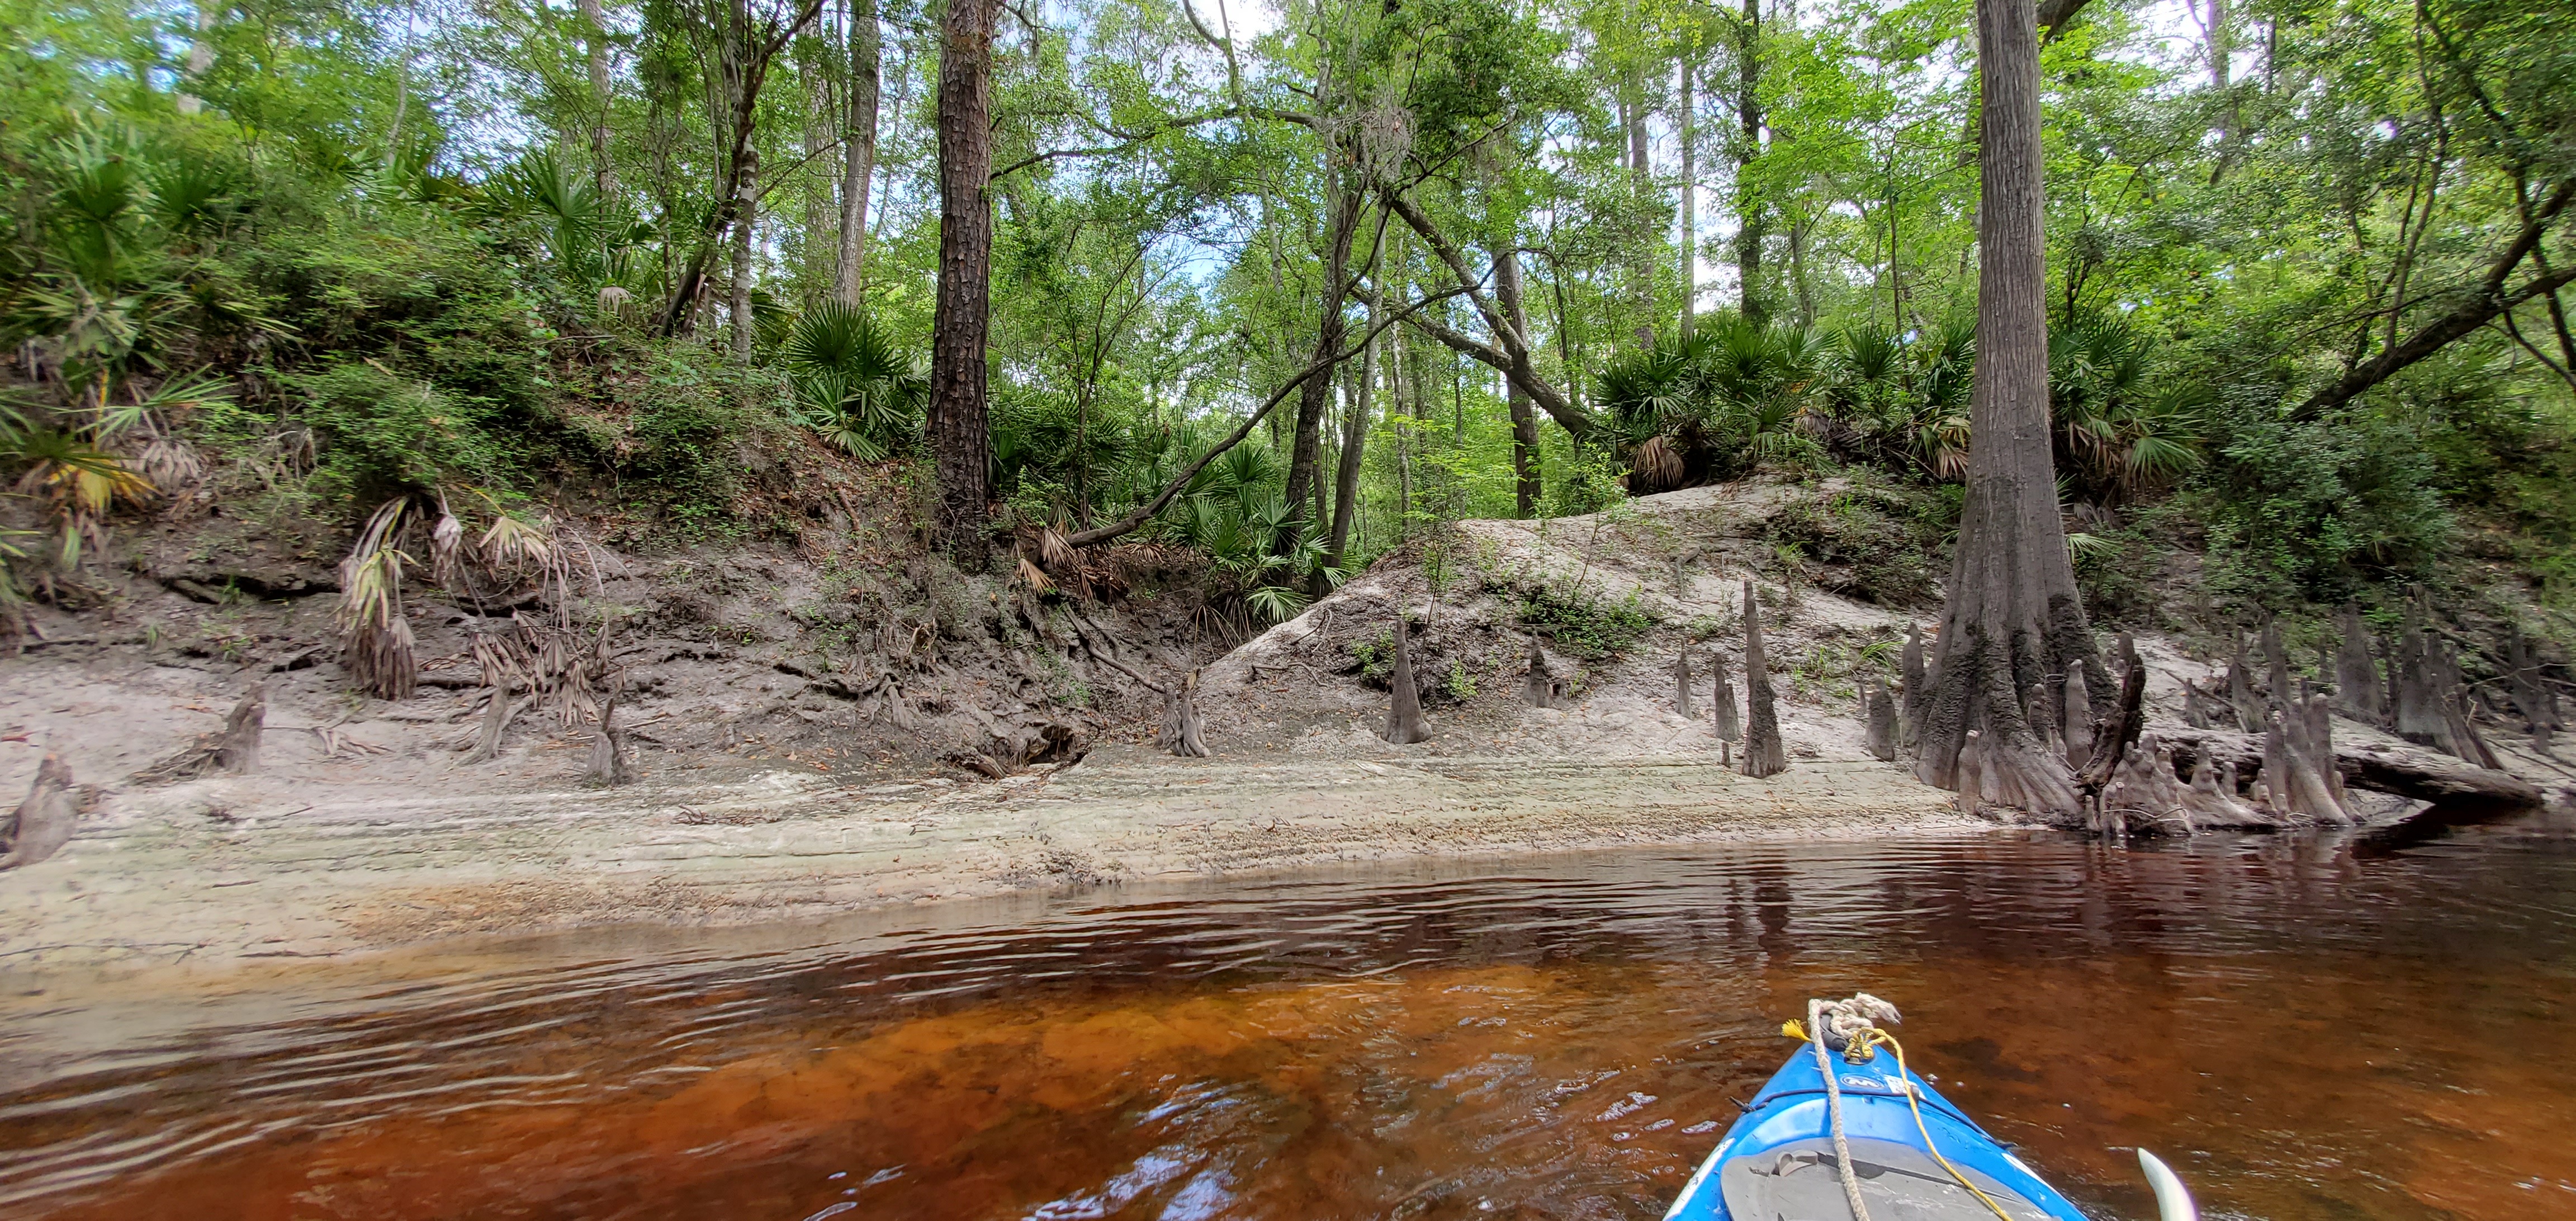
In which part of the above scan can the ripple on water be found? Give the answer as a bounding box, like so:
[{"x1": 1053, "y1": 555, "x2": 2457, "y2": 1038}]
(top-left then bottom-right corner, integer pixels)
[{"x1": 3, "y1": 825, "x2": 2575, "y2": 1219}]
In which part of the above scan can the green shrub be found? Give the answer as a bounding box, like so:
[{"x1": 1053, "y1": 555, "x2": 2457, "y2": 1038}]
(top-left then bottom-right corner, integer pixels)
[
  {"x1": 290, "y1": 359, "x2": 509, "y2": 503},
  {"x1": 1516, "y1": 583, "x2": 1654, "y2": 658}
]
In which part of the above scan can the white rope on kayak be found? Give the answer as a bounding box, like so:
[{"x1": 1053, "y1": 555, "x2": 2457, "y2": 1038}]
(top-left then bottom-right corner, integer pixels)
[{"x1": 1808, "y1": 998, "x2": 1876, "y2": 1221}]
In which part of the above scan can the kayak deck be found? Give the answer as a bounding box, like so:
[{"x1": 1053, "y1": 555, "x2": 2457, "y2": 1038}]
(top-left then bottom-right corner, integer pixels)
[{"x1": 1666, "y1": 1040, "x2": 2087, "y2": 1221}]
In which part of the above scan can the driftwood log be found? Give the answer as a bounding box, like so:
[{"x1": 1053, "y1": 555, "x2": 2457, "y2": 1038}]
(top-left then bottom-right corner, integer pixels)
[
  {"x1": 2160, "y1": 725, "x2": 2543, "y2": 813},
  {"x1": 1739, "y1": 580, "x2": 1786, "y2": 777},
  {"x1": 2, "y1": 753, "x2": 77, "y2": 869}
]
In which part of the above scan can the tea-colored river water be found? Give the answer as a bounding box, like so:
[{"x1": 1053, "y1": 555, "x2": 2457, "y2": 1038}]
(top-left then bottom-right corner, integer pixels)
[{"x1": 4, "y1": 825, "x2": 2572, "y2": 1220}]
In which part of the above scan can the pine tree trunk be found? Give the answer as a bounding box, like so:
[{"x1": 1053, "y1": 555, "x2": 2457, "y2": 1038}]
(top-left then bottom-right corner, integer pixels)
[
  {"x1": 1911, "y1": 0, "x2": 2106, "y2": 820},
  {"x1": 1740, "y1": 580, "x2": 1787, "y2": 777},
  {"x1": 835, "y1": 0, "x2": 882, "y2": 304},
  {"x1": 930, "y1": 0, "x2": 998, "y2": 562},
  {"x1": 1497, "y1": 247, "x2": 1541, "y2": 517}
]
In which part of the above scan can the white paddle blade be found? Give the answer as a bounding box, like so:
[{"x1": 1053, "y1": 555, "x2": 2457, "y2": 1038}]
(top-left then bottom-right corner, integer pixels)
[{"x1": 2138, "y1": 1148, "x2": 2199, "y2": 1221}]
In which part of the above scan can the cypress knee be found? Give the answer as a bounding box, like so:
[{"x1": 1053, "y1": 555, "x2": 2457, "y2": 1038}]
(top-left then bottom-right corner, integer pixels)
[
  {"x1": 586, "y1": 695, "x2": 634, "y2": 786},
  {"x1": 2, "y1": 753, "x2": 77, "y2": 869},
  {"x1": 1711, "y1": 650, "x2": 1741, "y2": 745},
  {"x1": 1674, "y1": 648, "x2": 1698, "y2": 719},
  {"x1": 215, "y1": 684, "x2": 265, "y2": 775},
  {"x1": 1383, "y1": 614, "x2": 1429, "y2": 745},
  {"x1": 1740, "y1": 580, "x2": 1786, "y2": 777},
  {"x1": 1522, "y1": 634, "x2": 1557, "y2": 709},
  {"x1": 1161, "y1": 670, "x2": 1211, "y2": 757},
  {"x1": 1864, "y1": 677, "x2": 1897, "y2": 762}
]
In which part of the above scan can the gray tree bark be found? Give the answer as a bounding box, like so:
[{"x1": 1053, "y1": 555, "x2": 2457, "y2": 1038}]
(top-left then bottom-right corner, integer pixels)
[
  {"x1": 835, "y1": 0, "x2": 882, "y2": 303},
  {"x1": 1496, "y1": 247, "x2": 1541, "y2": 517},
  {"x1": 1911, "y1": 0, "x2": 2108, "y2": 820}
]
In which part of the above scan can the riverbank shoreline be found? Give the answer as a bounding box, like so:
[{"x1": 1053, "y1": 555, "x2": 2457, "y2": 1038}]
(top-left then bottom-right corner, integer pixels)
[{"x1": 0, "y1": 739, "x2": 1987, "y2": 980}]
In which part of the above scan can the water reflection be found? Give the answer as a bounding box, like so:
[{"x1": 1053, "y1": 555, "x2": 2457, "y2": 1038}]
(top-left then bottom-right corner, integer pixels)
[{"x1": 4, "y1": 826, "x2": 2573, "y2": 1219}]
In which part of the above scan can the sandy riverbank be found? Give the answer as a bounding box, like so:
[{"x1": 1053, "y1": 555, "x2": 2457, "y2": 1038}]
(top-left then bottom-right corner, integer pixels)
[{"x1": 0, "y1": 735, "x2": 1983, "y2": 978}]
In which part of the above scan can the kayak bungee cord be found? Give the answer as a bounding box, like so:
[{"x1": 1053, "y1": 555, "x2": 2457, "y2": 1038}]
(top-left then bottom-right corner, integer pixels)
[{"x1": 1804, "y1": 998, "x2": 1876, "y2": 1221}]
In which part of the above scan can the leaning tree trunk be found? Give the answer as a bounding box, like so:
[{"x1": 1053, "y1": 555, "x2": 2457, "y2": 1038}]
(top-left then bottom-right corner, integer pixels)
[
  {"x1": 1740, "y1": 580, "x2": 1786, "y2": 777},
  {"x1": 1383, "y1": 613, "x2": 1429, "y2": 745},
  {"x1": 1910, "y1": 0, "x2": 2108, "y2": 820},
  {"x1": 1284, "y1": 182, "x2": 1362, "y2": 555},
  {"x1": 929, "y1": 0, "x2": 998, "y2": 564}
]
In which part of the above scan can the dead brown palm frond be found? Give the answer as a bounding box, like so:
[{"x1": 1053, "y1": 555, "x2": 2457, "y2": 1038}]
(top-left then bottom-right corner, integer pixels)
[
  {"x1": 1039, "y1": 523, "x2": 1077, "y2": 572},
  {"x1": 430, "y1": 496, "x2": 466, "y2": 589},
  {"x1": 1014, "y1": 553, "x2": 1057, "y2": 594},
  {"x1": 336, "y1": 498, "x2": 420, "y2": 700},
  {"x1": 1630, "y1": 434, "x2": 1684, "y2": 493}
]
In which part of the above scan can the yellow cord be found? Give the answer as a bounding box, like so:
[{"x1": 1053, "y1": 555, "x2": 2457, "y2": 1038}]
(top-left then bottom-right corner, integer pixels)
[{"x1": 1785, "y1": 1022, "x2": 2019, "y2": 1221}]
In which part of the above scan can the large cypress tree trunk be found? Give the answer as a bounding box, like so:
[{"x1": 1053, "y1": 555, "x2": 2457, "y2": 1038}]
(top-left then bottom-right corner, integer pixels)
[
  {"x1": 930, "y1": 0, "x2": 998, "y2": 562},
  {"x1": 1910, "y1": 0, "x2": 2109, "y2": 821},
  {"x1": 835, "y1": 0, "x2": 881, "y2": 304}
]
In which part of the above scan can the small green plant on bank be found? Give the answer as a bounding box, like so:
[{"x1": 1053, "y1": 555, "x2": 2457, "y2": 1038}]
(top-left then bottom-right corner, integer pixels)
[
  {"x1": 1445, "y1": 658, "x2": 1478, "y2": 701},
  {"x1": 1517, "y1": 583, "x2": 1655, "y2": 659}
]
